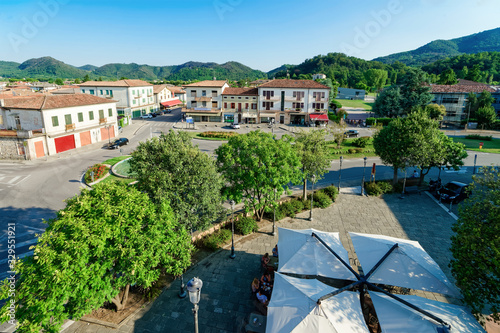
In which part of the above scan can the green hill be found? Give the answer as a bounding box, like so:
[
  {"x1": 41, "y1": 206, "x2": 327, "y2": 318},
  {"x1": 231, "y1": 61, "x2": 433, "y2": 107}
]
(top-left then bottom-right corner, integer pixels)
[
  {"x1": 374, "y1": 27, "x2": 500, "y2": 66},
  {"x1": 18, "y1": 57, "x2": 87, "y2": 78},
  {"x1": 78, "y1": 64, "x2": 98, "y2": 71},
  {"x1": 0, "y1": 61, "x2": 23, "y2": 77}
]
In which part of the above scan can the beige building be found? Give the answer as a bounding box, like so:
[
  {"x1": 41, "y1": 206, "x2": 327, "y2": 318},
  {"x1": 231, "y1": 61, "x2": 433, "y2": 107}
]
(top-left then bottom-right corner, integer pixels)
[
  {"x1": 182, "y1": 80, "x2": 229, "y2": 122},
  {"x1": 221, "y1": 88, "x2": 259, "y2": 124}
]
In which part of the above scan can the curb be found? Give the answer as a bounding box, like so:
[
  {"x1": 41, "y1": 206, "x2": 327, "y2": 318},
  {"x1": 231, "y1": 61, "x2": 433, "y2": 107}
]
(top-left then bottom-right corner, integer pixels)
[{"x1": 424, "y1": 191, "x2": 458, "y2": 220}]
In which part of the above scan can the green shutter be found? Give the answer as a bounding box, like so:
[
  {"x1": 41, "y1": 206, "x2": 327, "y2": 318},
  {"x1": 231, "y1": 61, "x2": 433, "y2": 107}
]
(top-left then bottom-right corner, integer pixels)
[
  {"x1": 99, "y1": 109, "x2": 104, "y2": 119},
  {"x1": 64, "y1": 114, "x2": 72, "y2": 125},
  {"x1": 52, "y1": 116, "x2": 59, "y2": 127},
  {"x1": 78, "y1": 112, "x2": 83, "y2": 122},
  {"x1": 89, "y1": 111, "x2": 94, "y2": 120},
  {"x1": 108, "y1": 108, "x2": 113, "y2": 117}
]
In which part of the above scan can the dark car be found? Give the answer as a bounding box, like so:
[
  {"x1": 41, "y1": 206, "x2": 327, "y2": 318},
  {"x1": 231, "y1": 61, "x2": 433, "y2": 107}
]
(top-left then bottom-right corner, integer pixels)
[
  {"x1": 108, "y1": 138, "x2": 129, "y2": 149},
  {"x1": 344, "y1": 130, "x2": 359, "y2": 138},
  {"x1": 437, "y1": 181, "x2": 469, "y2": 203}
]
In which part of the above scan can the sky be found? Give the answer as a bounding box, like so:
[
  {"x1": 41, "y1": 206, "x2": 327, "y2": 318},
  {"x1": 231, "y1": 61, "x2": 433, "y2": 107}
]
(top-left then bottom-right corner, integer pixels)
[{"x1": 0, "y1": 0, "x2": 499, "y2": 72}]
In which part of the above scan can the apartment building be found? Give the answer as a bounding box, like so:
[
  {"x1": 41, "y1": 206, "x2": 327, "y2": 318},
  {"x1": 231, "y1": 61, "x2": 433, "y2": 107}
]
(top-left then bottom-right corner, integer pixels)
[
  {"x1": 153, "y1": 84, "x2": 182, "y2": 111},
  {"x1": 183, "y1": 80, "x2": 229, "y2": 122},
  {"x1": 221, "y1": 88, "x2": 258, "y2": 124},
  {"x1": 0, "y1": 94, "x2": 117, "y2": 159}
]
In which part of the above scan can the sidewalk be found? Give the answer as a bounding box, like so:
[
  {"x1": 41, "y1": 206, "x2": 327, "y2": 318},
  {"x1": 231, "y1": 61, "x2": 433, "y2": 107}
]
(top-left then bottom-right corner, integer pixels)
[{"x1": 65, "y1": 190, "x2": 463, "y2": 333}]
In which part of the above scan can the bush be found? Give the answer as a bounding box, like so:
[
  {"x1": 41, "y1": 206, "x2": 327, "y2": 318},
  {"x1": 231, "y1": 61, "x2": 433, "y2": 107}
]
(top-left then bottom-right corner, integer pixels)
[
  {"x1": 328, "y1": 112, "x2": 341, "y2": 123},
  {"x1": 355, "y1": 148, "x2": 363, "y2": 153},
  {"x1": 365, "y1": 182, "x2": 383, "y2": 196},
  {"x1": 290, "y1": 198, "x2": 304, "y2": 213},
  {"x1": 322, "y1": 185, "x2": 339, "y2": 201},
  {"x1": 279, "y1": 201, "x2": 296, "y2": 218},
  {"x1": 366, "y1": 117, "x2": 392, "y2": 126},
  {"x1": 348, "y1": 148, "x2": 356, "y2": 154},
  {"x1": 377, "y1": 181, "x2": 393, "y2": 193},
  {"x1": 198, "y1": 131, "x2": 238, "y2": 139},
  {"x1": 465, "y1": 134, "x2": 492, "y2": 141},
  {"x1": 85, "y1": 163, "x2": 109, "y2": 183},
  {"x1": 330, "y1": 100, "x2": 342, "y2": 110},
  {"x1": 202, "y1": 229, "x2": 232, "y2": 251},
  {"x1": 352, "y1": 137, "x2": 370, "y2": 148},
  {"x1": 235, "y1": 216, "x2": 258, "y2": 235},
  {"x1": 313, "y1": 191, "x2": 333, "y2": 208}
]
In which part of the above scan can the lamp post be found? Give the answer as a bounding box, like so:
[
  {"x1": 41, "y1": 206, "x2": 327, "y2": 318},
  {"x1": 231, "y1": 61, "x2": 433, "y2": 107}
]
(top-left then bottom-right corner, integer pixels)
[
  {"x1": 105, "y1": 125, "x2": 111, "y2": 145},
  {"x1": 186, "y1": 277, "x2": 203, "y2": 333},
  {"x1": 272, "y1": 188, "x2": 277, "y2": 236},
  {"x1": 361, "y1": 157, "x2": 367, "y2": 196},
  {"x1": 309, "y1": 174, "x2": 316, "y2": 221},
  {"x1": 338, "y1": 156, "x2": 343, "y2": 192},
  {"x1": 178, "y1": 274, "x2": 186, "y2": 298},
  {"x1": 400, "y1": 160, "x2": 408, "y2": 199},
  {"x1": 230, "y1": 200, "x2": 235, "y2": 259}
]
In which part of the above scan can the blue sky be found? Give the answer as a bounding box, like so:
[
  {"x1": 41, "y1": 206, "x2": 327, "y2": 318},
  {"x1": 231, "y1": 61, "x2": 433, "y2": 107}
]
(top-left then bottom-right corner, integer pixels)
[{"x1": 0, "y1": 0, "x2": 499, "y2": 72}]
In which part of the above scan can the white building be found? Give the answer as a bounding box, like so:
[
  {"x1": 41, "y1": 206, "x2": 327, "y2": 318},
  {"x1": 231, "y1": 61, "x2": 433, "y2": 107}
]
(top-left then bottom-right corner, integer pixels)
[
  {"x1": 183, "y1": 80, "x2": 229, "y2": 122},
  {"x1": 312, "y1": 74, "x2": 327, "y2": 80},
  {"x1": 0, "y1": 94, "x2": 118, "y2": 159},
  {"x1": 166, "y1": 85, "x2": 187, "y2": 102},
  {"x1": 257, "y1": 79, "x2": 330, "y2": 125},
  {"x1": 153, "y1": 84, "x2": 182, "y2": 111},
  {"x1": 79, "y1": 80, "x2": 154, "y2": 120}
]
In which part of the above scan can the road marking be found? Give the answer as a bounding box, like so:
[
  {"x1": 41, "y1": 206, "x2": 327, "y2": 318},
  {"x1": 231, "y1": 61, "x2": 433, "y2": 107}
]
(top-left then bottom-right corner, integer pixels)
[{"x1": 6, "y1": 176, "x2": 21, "y2": 184}]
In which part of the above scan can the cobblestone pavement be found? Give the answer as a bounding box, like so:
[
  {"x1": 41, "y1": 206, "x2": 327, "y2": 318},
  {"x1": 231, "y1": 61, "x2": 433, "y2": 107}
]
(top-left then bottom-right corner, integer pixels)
[{"x1": 65, "y1": 189, "x2": 464, "y2": 333}]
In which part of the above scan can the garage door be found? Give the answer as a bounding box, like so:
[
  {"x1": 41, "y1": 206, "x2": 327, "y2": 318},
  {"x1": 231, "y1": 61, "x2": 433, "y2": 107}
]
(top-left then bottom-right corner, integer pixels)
[
  {"x1": 80, "y1": 131, "x2": 91, "y2": 147},
  {"x1": 132, "y1": 110, "x2": 141, "y2": 118},
  {"x1": 34, "y1": 141, "x2": 45, "y2": 158},
  {"x1": 101, "y1": 126, "x2": 115, "y2": 142},
  {"x1": 55, "y1": 134, "x2": 76, "y2": 153}
]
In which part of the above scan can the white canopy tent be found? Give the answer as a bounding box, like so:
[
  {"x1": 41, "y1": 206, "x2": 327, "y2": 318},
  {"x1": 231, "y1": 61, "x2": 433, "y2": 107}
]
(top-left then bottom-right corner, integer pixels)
[
  {"x1": 266, "y1": 273, "x2": 370, "y2": 333},
  {"x1": 349, "y1": 232, "x2": 458, "y2": 296},
  {"x1": 277, "y1": 228, "x2": 357, "y2": 280},
  {"x1": 370, "y1": 292, "x2": 486, "y2": 333}
]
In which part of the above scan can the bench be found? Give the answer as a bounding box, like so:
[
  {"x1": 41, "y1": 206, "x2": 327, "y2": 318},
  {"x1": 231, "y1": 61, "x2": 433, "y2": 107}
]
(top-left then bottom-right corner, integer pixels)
[{"x1": 405, "y1": 186, "x2": 421, "y2": 195}]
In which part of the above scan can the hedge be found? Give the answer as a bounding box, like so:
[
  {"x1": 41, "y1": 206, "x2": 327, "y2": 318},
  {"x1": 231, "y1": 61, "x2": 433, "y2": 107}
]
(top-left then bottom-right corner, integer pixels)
[
  {"x1": 199, "y1": 131, "x2": 238, "y2": 139},
  {"x1": 235, "y1": 216, "x2": 258, "y2": 235},
  {"x1": 465, "y1": 134, "x2": 493, "y2": 141},
  {"x1": 366, "y1": 117, "x2": 393, "y2": 126}
]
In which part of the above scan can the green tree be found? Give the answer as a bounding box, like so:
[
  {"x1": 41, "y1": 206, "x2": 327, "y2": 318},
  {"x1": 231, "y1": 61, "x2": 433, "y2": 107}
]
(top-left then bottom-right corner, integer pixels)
[
  {"x1": 130, "y1": 131, "x2": 225, "y2": 231},
  {"x1": 438, "y1": 68, "x2": 458, "y2": 85},
  {"x1": 476, "y1": 106, "x2": 497, "y2": 129},
  {"x1": 294, "y1": 129, "x2": 332, "y2": 198},
  {"x1": 450, "y1": 166, "x2": 500, "y2": 323},
  {"x1": 465, "y1": 92, "x2": 479, "y2": 119},
  {"x1": 364, "y1": 68, "x2": 388, "y2": 92},
  {"x1": 373, "y1": 85, "x2": 402, "y2": 118},
  {"x1": 216, "y1": 131, "x2": 302, "y2": 221},
  {"x1": 0, "y1": 182, "x2": 192, "y2": 332},
  {"x1": 477, "y1": 90, "x2": 495, "y2": 109},
  {"x1": 466, "y1": 64, "x2": 482, "y2": 82},
  {"x1": 54, "y1": 78, "x2": 64, "y2": 85},
  {"x1": 74, "y1": 78, "x2": 81, "y2": 84},
  {"x1": 424, "y1": 103, "x2": 446, "y2": 121},
  {"x1": 399, "y1": 68, "x2": 433, "y2": 113},
  {"x1": 82, "y1": 74, "x2": 90, "y2": 82}
]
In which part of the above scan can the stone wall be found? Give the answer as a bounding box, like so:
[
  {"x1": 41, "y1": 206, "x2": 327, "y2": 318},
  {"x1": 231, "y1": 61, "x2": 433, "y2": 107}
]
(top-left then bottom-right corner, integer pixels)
[{"x1": 0, "y1": 137, "x2": 26, "y2": 160}]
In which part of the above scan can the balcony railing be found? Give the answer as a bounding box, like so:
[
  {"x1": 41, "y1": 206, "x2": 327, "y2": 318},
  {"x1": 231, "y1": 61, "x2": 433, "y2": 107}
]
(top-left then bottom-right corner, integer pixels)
[
  {"x1": 65, "y1": 123, "x2": 75, "y2": 131},
  {"x1": 106, "y1": 95, "x2": 114, "y2": 99},
  {"x1": 314, "y1": 98, "x2": 328, "y2": 102},
  {"x1": 99, "y1": 118, "x2": 107, "y2": 124},
  {"x1": 285, "y1": 97, "x2": 304, "y2": 102},
  {"x1": 262, "y1": 96, "x2": 280, "y2": 101}
]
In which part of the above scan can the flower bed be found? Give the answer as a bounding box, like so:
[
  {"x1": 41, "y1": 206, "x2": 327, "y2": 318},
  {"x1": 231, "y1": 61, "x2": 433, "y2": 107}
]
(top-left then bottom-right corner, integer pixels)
[
  {"x1": 85, "y1": 163, "x2": 109, "y2": 183},
  {"x1": 198, "y1": 131, "x2": 239, "y2": 139}
]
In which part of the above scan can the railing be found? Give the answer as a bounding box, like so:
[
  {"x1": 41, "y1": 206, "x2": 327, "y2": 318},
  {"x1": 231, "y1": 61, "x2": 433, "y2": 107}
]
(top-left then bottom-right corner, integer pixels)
[
  {"x1": 314, "y1": 109, "x2": 328, "y2": 112},
  {"x1": 65, "y1": 123, "x2": 75, "y2": 131},
  {"x1": 99, "y1": 118, "x2": 107, "y2": 124},
  {"x1": 106, "y1": 95, "x2": 114, "y2": 99},
  {"x1": 262, "y1": 96, "x2": 280, "y2": 101},
  {"x1": 285, "y1": 97, "x2": 304, "y2": 102},
  {"x1": 314, "y1": 98, "x2": 328, "y2": 102}
]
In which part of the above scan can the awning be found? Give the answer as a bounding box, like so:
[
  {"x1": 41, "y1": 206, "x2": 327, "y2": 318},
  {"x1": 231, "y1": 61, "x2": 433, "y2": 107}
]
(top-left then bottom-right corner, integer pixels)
[
  {"x1": 161, "y1": 99, "x2": 182, "y2": 107},
  {"x1": 309, "y1": 114, "x2": 329, "y2": 121}
]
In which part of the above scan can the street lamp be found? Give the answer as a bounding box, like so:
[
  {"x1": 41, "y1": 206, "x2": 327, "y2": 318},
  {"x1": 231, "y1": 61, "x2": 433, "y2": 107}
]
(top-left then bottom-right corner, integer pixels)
[
  {"x1": 361, "y1": 157, "x2": 367, "y2": 196},
  {"x1": 309, "y1": 174, "x2": 316, "y2": 221},
  {"x1": 178, "y1": 274, "x2": 186, "y2": 298},
  {"x1": 338, "y1": 156, "x2": 343, "y2": 192},
  {"x1": 230, "y1": 200, "x2": 235, "y2": 259},
  {"x1": 186, "y1": 277, "x2": 203, "y2": 333},
  {"x1": 400, "y1": 160, "x2": 408, "y2": 199}
]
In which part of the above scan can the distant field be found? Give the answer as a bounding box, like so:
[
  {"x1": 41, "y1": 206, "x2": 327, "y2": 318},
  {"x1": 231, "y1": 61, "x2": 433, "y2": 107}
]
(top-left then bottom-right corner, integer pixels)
[
  {"x1": 337, "y1": 99, "x2": 374, "y2": 111},
  {"x1": 452, "y1": 137, "x2": 500, "y2": 154}
]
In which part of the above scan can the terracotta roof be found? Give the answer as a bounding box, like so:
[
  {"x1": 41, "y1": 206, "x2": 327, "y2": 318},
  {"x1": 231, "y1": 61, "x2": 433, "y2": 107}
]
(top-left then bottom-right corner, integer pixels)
[
  {"x1": 167, "y1": 86, "x2": 186, "y2": 94},
  {"x1": 222, "y1": 87, "x2": 259, "y2": 96},
  {"x1": 79, "y1": 79, "x2": 152, "y2": 87},
  {"x1": 153, "y1": 84, "x2": 168, "y2": 94},
  {"x1": 183, "y1": 80, "x2": 228, "y2": 88},
  {"x1": 1, "y1": 94, "x2": 116, "y2": 110},
  {"x1": 456, "y1": 79, "x2": 488, "y2": 86},
  {"x1": 258, "y1": 79, "x2": 329, "y2": 89},
  {"x1": 430, "y1": 84, "x2": 496, "y2": 94}
]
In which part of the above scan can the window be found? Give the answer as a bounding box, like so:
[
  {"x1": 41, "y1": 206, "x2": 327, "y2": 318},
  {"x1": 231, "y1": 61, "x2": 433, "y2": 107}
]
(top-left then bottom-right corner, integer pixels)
[
  {"x1": 90, "y1": 90, "x2": 95, "y2": 95},
  {"x1": 245, "y1": 97, "x2": 249, "y2": 99},
  {"x1": 212, "y1": 101, "x2": 218, "y2": 108},
  {"x1": 442, "y1": 97, "x2": 459, "y2": 104},
  {"x1": 192, "y1": 101, "x2": 197, "y2": 107},
  {"x1": 245, "y1": 103, "x2": 249, "y2": 109},
  {"x1": 52, "y1": 116, "x2": 59, "y2": 127},
  {"x1": 108, "y1": 108, "x2": 113, "y2": 117},
  {"x1": 99, "y1": 110, "x2": 104, "y2": 119},
  {"x1": 202, "y1": 90, "x2": 206, "y2": 96},
  {"x1": 82, "y1": 89, "x2": 85, "y2": 93},
  {"x1": 191, "y1": 90, "x2": 196, "y2": 97},
  {"x1": 238, "y1": 97, "x2": 241, "y2": 99},
  {"x1": 252, "y1": 103, "x2": 257, "y2": 109},
  {"x1": 64, "y1": 114, "x2": 72, "y2": 125},
  {"x1": 212, "y1": 90, "x2": 217, "y2": 97},
  {"x1": 89, "y1": 111, "x2": 94, "y2": 120},
  {"x1": 78, "y1": 112, "x2": 84, "y2": 122},
  {"x1": 142, "y1": 98, "x2": 145, "y2": 103},
  {"x1": 224, "y1": 102, "x2": 227, "y2": 108},
  {"x1": 142, "y1": 89, "x2": 145, "y2": 94},
  {"x1": 100, "y1": 90, "x2": 103, "y2": 95},
  {"x1": 133, "y1": 100, "x2": 136, "y2": 105},
  {"x1": 231, "y1": 103, "x2": 235, "y2": 108},
  {"x1": 293, "y1": 91, "x2": 305, "y2": 99}
]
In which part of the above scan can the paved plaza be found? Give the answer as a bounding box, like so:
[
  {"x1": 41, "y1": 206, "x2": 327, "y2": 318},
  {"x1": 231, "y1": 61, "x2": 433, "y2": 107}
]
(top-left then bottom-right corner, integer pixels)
[{"x1": 66, "y1": 189, "x2": 464, "y2": 333}]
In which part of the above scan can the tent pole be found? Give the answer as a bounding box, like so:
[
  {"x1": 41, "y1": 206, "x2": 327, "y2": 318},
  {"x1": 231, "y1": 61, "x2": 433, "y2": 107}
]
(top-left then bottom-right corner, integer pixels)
[
  {"x1": 367, "y1": 282, "x2": 450, "y2": 329},
  {"x1": 317, "y1": 280, "x2": 362, "y2": 303},
  {"x1": 364, "y1": 243, "x2": 398, "y2": 279}
]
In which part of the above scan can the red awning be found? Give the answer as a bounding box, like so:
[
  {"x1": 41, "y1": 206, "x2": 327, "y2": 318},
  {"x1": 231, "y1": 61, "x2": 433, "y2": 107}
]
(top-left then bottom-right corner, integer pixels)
[
  {"x1": 309, "y1": 114, "x2": 329, "y2": 121},
  {"x1": 161, "y1": 99, "x2": 182, "y2": 107}
]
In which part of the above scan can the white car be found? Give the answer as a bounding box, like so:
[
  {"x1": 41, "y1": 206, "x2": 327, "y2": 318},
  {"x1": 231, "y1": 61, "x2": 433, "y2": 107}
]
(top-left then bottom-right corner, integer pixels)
[
  {"x1": 231, "y1": 123, "x2": 240, "y2": 129},
  {"x1": 140, "y1": 114, "x2": 153, "y2": 119}
]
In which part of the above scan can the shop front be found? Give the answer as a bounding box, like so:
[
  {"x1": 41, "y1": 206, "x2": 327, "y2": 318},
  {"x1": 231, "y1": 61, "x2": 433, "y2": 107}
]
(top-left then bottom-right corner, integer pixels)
[
  {"x1": 223, "y1": 113, "x2": 235, "y2": 123},
  {"x1": 309, "y1": 113, "x2": 329, "y2": 127},
  {"x1": 259, "y1": 113, "x2": 276, "y2": 124},
  {"x1": 290, "y1": 113, "x2": 306, "y2": 125}
]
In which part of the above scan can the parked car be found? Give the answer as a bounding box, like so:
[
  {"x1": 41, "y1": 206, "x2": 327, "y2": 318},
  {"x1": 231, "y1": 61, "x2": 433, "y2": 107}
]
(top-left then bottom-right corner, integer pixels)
[
  {"x1": 437, "y1": 181, "x2": 469, "y2": 203},
  {"x1": 231, "y1": 123, "x2": 240, "y2": 129},
  {"x1": 344, "y1": 130, "x2": 359, "y2": 138},
  {"x1": 140, "y1": 114, "x2": 153, "y2": 119},
  {"x1": 163, "y1": 109, "x2": 172, "y2": 114},
  {"x1": 108, "y1": 138, "x2": 129, "y2": 149}
]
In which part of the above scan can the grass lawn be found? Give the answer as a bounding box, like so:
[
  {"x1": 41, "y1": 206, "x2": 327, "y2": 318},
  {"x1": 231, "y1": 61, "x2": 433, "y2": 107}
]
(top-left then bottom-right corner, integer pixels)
[
  {"x1": 102, "y1": 155, "x2": 131, "y2": 166},
  {"x1": 100, "y1": 174, "x2": 136, "y2": 185},
  {"x1": 337, "y1": 99, "x2": 374, "y2": 110},
  {"x1": 327, "y1": 138, "x2": 377, "y2": 159},
  {"x1": 452, "y1": 137, "x2": 500, "y2": 154}
]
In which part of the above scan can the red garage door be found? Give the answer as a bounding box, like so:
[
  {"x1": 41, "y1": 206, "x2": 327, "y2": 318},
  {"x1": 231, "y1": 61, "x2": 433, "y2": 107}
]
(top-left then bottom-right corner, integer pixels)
[
  {"x1": 55, "y1": 135, "x2": 76, "y2": 153},
  {"x1": 101, "y1": 126, "x2": 115, "y2": 142}
]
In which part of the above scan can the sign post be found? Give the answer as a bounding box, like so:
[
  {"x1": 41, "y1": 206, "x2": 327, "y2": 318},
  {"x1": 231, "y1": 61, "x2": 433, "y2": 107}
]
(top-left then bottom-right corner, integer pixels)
[{"x1": 371, "y1": 163, "x2": 376, "y2": 182}]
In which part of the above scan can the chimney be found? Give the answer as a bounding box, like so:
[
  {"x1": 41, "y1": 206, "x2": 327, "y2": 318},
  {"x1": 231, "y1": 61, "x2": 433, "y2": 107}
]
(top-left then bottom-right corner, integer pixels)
[{"x1": 213, "y1": 77, "x2": 216, "y2": 81}]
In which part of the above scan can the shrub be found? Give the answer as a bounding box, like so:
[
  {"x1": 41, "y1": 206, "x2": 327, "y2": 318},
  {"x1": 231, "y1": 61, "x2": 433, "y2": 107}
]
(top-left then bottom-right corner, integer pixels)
[
  {"x1": 313, "y1": 191, "x2": 333, "y2": 208},
  {"x1": 365, "y1": 182, "x2": 383, "y2": 196},
  {"x1": 290, "y1": 199, "x2": 304, "y2": 213},
  {"x1": 202, "y1": 229, "x2": 232, "y2": 251},
  {"x1": 85, "y1": 163, "x2": 109, "y2": 183},
  {"x1": 322, "y1": 185, "x2": 339, "y2": 201},
  {"x1": 279, "y1": 201, "x2": 296, "y2": 218},
  {"x1": 465, "y1": 134, "x2": 492, "y2": 141},
  {"x1": 352, "y1": 137, "x2": 370, "y2": 148},
  {"x1": 355, "y1": 148, "x2": 363, "y2": 153},
  {"x1": 235, "y1": 216, "x2": 258, "y2": 235},
  {"x1": 348, "y1": 148, "x2": 356, "y2": 154},
  {"x1": 198, "y1": 131, "x2": 238, "y2": 139},
  {"x1": 377, "y1": 181, "x2": 393, "y2": 193}
]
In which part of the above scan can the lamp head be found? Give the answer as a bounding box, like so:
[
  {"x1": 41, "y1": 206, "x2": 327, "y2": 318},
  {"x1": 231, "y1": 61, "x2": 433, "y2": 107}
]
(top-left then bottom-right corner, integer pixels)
[{"x1": 186, "y1": 277, "x2": 203, "y2": 305}]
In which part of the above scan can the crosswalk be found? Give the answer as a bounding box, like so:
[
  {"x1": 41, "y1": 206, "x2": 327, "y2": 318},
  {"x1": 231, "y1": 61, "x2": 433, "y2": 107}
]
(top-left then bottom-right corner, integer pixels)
[{"x1": 0, "y1": 163, "x2": 31, "y2": 190}]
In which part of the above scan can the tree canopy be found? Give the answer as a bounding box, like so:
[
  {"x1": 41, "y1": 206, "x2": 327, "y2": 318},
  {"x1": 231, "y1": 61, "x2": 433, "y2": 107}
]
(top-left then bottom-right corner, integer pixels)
[
  {"x1": 216, "y1": 131, "x2": 302, "y2": 220},
  {"x1": 450, "y1": 166, "x2": 500, "y2": 323},
  {"x1": 476, "y1": 106, "x2": 497, "y2": 129},
  {"x1": 130, "y1": 130, "x2": 225, "y2": 232},
  {"x1": 0, "y1": 182, "x2": 193, "y2": 332}
]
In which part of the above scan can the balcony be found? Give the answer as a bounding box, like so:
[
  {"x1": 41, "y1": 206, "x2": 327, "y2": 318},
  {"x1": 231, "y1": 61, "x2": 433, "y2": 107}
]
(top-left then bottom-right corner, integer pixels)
[
  {"x1": 99, "y1": 118, "x2": 107, "y2": 124},
  {"x1": 285, "y1": 96, "x2": 304, "y2": 102},
  {"x1": 65, "y1": 123, "x2": 75, "y2": 131},
  {"x1": 105, "y1": 95, "x2": 114, "y2": 99},
  {"x1": 194, "y1": 96, "x2": 212, "y2": 102},
  {"x1": 241, "y1": 110, "x2": 258, "y2": 118},
  {"x1": 313, "y1": 98, "x2": 328, "y2": 102},
  {"x1": 263, "y1": 96, "x2": 280, "y2": 101}
]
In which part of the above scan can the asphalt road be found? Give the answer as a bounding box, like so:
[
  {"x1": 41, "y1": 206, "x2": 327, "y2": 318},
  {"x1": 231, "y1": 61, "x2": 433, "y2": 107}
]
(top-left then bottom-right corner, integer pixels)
[{"x1": 0, "y1": 109, "x2": 498, "y2": 280}]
